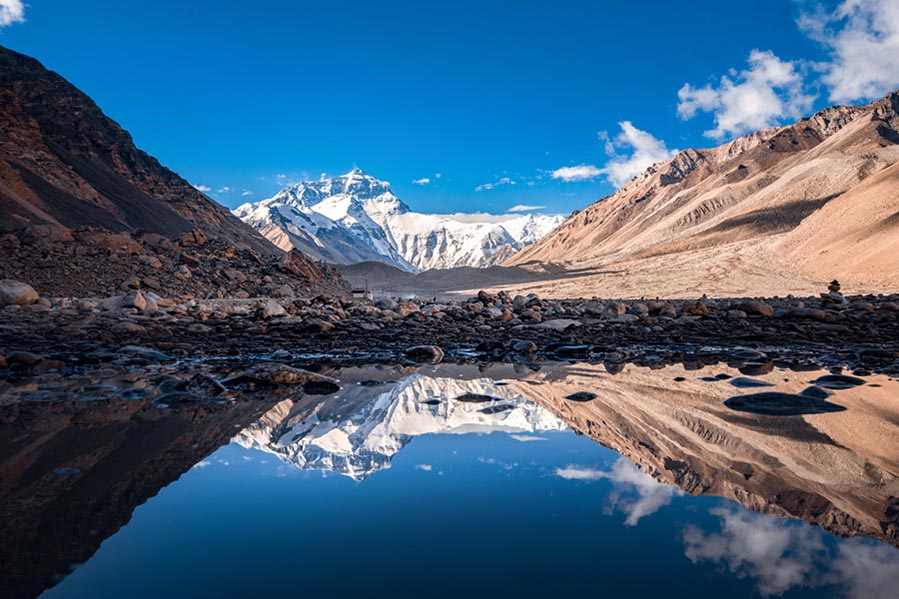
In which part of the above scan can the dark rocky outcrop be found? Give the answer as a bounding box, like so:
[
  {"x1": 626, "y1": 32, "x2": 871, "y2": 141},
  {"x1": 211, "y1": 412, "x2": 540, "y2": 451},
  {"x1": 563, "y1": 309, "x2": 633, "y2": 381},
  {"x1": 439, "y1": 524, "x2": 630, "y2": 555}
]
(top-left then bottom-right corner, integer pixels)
[{"x1": 0, "y1": 45, "x2": 345, "y2": 297}]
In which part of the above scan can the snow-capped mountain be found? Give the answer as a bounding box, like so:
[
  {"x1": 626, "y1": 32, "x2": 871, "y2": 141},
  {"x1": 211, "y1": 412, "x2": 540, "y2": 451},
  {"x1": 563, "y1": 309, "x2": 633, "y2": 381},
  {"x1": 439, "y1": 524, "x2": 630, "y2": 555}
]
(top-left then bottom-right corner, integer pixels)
[
  {"x1": 233, "y1": 373, "x2": 567, "y2": 480},
  {"x1": 233, "y1": 169, "x2": 563, "y2": 272}
]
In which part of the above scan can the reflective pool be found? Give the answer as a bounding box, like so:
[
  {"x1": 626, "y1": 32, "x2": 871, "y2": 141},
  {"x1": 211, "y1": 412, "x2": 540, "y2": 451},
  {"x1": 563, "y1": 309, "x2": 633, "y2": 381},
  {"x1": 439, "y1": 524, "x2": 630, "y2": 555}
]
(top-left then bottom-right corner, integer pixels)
[{"x1": 3, "y1": 361, "x2": 898, "y2": 598}]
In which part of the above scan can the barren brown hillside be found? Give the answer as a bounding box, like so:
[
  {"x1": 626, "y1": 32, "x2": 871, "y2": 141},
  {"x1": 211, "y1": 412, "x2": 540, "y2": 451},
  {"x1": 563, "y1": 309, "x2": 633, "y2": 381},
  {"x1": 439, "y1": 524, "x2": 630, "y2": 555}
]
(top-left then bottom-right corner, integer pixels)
[{"x1": 504, "y1": 91, "x2": 899, "y2": 298}]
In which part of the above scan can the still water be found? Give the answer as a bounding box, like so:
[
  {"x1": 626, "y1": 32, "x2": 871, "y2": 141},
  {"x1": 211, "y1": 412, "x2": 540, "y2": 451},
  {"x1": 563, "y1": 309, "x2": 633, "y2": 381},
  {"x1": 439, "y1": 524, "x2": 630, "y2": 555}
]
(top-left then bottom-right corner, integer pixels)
[{"x1": 3, "y1": 361, "x2": 898, "y2": 598}]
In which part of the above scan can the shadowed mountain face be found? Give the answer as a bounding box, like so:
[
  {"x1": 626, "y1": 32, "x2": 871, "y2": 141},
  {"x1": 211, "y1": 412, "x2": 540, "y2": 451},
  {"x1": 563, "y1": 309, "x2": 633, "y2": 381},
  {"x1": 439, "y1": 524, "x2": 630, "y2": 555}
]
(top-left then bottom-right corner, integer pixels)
[
  {"x1": 506, "y1": 91, "x2": 899, "y2": 298},
  {"x1": 0, "y1": 45, "x2": 273, "y2": 254},
  {"x1": 0, "y1": 397, "x2": 281, "y2": 599}
]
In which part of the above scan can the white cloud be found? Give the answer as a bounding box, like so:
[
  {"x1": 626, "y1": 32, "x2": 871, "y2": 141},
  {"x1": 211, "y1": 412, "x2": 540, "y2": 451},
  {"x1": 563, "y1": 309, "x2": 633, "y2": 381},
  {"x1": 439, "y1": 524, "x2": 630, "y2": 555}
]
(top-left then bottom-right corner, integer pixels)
[
  {"x1": 192, "y1": 184, "x2": 212, "y2": 193},
  {"x1": 556, "y1": 466, "x2": 606, "y2": 480},
  {"x1": 218, "y1": 186, "x2": 232, "y2": 193},
  {"x1": 435, "y1": 172, "x2": 443, "y2": 179},
  {"x1": 0, "y1": 0, "x2": 25, "y2": 28},
  {"x1": 556, "y1": 458, "x2": 681, "y2": 525},
  {"x1": 830, "y1": 538, "x2": 899, "y2": 599},
  {"x1": 551, "y1": 164, "x2": 601, "y2": 182},
  {"x1": 684, "y1": 506, "x2": 826, "y2": 596},
  {"x1": 415, "y1": 464, "x2": 433, "y2": 471},
  {"x1": 509, "y1": 434, "x2": 548, "y2": 442},
  {"x1": 241, "y1": 190, "x2": 254, "y2": 196},
  {"x1": 677, "y1": 50, "x2": 815, "y2": 140},
  {"x1": 507, "y1": 204, "x2": 546, "y2": 213},
  {"x1": 475, "y1": 177, "x2": 517, "y2": 192},
  {"x1": 598, "y1": 121, "x2": 678, "y2": 187},
  {"x1": 800, "y1": 0, "x2": 899, "y2": 103},
  {"x1": 412, "y1": 177, "x2": 431, "y2": 185}
]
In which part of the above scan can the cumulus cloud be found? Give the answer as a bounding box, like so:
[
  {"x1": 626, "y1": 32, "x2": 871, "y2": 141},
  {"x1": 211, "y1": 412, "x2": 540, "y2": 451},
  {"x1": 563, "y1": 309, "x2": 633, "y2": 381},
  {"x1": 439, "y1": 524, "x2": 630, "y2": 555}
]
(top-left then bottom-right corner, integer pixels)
[
  {"x1": 680, "y1": 506, "x2": 899, "y2": 598},
  {"x1": 551, "y1": 164, "x2": 601, "y2": 182},
  {"x1": 192, "y1": 184, "x2": 212, "y2": 193},
  {"x1": 475, "y1": 176, "x2": 517, "y2": 192},
  {"x1": 800, "y1": 0, "x2": 899, "y2": 103},
  {"x1": 0, "y1": 0, "x2": 25, "y2": 28},
  {"x1": 412, "y1": 177, "x2": 431, "y2": 185},
  {"x1": 507, "y1": 204, "x2": 546, "y2": 213},
  {"x1": 556, "y1": 458, "x2": 681, "y2": 525},
  {"x1": 435, "y1": 173, "x2": 443, "y2": 179},
  {"x1": 597, "y1": 121, "x2": 677, "y2": 187},
  {"x1": 830, "y1": 538, "x2": 899, "y2": 599},
  {"x1": 677, "y1": 50, "x2": 815, "y2": 140},
  {"x1": 683, "y1": 506, "x2": 827, "y2": 596}
]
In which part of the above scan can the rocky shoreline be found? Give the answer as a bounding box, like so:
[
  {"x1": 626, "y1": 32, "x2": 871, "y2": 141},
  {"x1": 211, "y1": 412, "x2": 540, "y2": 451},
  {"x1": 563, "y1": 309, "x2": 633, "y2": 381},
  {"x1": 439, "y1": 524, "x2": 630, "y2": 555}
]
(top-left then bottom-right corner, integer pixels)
[{"x1": 2, "y1": 278, "x2": 898, "y2": 406}]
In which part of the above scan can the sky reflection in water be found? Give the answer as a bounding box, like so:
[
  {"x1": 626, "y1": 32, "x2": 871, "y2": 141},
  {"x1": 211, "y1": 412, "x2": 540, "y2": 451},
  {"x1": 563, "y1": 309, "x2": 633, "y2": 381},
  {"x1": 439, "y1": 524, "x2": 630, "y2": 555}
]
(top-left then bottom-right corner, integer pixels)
[{"x1": 35, "y1": 365, "x2": 899, "y2": 598}]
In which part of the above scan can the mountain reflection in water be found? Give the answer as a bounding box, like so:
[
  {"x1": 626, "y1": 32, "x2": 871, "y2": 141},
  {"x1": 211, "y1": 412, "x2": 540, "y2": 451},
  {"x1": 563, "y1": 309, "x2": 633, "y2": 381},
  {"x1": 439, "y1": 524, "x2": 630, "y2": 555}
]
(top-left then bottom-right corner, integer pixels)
[{"x1": 2, "y1": 361, "x2": 897, "y2": 598}]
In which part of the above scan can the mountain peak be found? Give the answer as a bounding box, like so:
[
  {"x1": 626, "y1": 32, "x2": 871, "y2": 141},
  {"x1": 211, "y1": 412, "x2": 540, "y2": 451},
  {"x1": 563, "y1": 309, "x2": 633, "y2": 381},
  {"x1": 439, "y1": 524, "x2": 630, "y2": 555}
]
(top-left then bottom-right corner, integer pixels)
[{"x1": 236, "y1": 169, "x2": 564, "y2": 271}]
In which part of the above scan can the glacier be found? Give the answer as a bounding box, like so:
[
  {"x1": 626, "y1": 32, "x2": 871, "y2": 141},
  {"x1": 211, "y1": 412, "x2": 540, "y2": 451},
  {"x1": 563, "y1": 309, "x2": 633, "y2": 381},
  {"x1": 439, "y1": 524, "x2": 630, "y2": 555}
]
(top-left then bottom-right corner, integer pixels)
[{"x1": 233, "y1": 168, "x2": 563, "y2": 272}]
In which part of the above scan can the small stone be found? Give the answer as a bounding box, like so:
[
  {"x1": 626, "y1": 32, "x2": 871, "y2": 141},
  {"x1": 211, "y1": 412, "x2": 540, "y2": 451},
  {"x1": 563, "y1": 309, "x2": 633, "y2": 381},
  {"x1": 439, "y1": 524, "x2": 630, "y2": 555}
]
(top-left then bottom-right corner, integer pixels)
[
  {"x1": 224, "y1": 268, "x2": 248, "y2": 284},
  {"x1": 122, "y1": 290, "x2": 148, "y2": 311},
  {"x1": 820, "y1": 291, "x2": 846, "y2": 305},
  {"x1": 299, "y1": 318, "x2": 334, "y2": 333},
  {"x1": 601, "y1": 301, "x2": 628, "y2": 318},
  {"x1": 121, "y1": 276, "x2": 141, "y2": 290},
  {"x1": 510, "y1": 340, "x2": 537, "y2": 354},
  {"x1": 223, "y1": 363, "x2": 336, "y2": 387},
  {"x1": 5, "y1": 351, "x2": 42, "y2": 366},
  {"x1": 186, "y1": 374, "x2": 227, "y2": 396},
  {"x1": 112, "y1": 322, "x2": 146, "y2": 334},
  {"x1": 395, "y1": 302, "x2": 421, "y2": 318},
  {"x1": 681, "y1": 301, "x2": 709, "y2": 316},
  {"x1": 405, "y1": 345, "x2": 444, "y2": 364},
  {"x1": 302, "y1": 380, "x2": 341, "y2": 395},
  {"x1": 260, "y1": 299, "x2": 287, "y2": 319}
]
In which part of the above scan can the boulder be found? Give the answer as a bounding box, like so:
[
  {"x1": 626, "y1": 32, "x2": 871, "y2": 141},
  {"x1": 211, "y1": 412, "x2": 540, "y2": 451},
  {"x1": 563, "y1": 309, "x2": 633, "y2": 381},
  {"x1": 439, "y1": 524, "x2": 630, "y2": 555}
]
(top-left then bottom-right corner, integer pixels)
[
  {"x1": 0, "y1": 280, "x2": 39, "y2": 307},
  {"x1": 737, "y1": 299, "x2": 774, "y2": 317}
]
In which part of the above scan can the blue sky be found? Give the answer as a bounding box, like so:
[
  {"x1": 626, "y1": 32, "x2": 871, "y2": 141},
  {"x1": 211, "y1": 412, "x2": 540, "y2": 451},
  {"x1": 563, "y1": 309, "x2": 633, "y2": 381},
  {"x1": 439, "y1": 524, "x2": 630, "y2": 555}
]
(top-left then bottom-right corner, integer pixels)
[{"x1": 2, "y1": 1, "x2": 898, "y2": 214}]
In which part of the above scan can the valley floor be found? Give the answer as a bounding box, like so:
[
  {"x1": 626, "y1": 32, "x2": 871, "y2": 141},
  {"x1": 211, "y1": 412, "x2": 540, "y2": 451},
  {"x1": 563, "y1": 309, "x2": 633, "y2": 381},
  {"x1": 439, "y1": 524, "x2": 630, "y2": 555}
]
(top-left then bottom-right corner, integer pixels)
[{"x1": 2, "y1": 288, "x2": 899, "y2": 388}]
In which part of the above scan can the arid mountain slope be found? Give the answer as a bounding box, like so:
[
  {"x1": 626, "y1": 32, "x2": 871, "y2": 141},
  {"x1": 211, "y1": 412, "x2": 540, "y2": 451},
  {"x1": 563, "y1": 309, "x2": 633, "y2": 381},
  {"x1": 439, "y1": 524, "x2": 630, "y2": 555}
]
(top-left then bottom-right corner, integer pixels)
[
  {"x1": 510, "y1": 363, "x2": 899, "y2": 547},
  {"x1": 507, "y1": 92, "x2": 899, "y2": 298},
  {"x1": 0, "y1": 45, "x2": 272, "y2": 253},
  {"x1": 0, "y1": 46, "x2": 344, "y2": 297}
]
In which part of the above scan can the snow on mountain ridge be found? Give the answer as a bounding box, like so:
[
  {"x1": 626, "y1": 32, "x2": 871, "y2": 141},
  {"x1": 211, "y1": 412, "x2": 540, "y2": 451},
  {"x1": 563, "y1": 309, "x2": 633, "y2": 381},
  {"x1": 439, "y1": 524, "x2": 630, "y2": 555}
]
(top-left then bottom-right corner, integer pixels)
[
  {"x1": 234, "y1": 169, "x2": 563, "y2": 272},
  {"x1": 233, "y1": 374, "x2": 568, "y2": 480}
]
